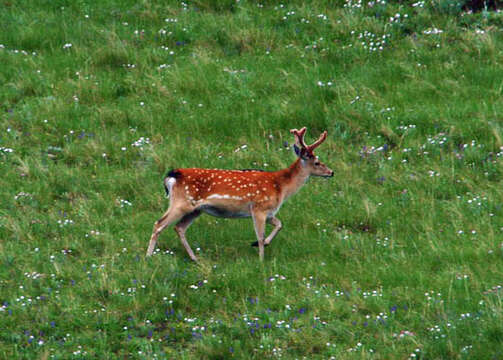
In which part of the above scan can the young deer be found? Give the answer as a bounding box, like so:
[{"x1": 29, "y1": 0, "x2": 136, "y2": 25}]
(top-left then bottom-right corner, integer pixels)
[{"x1": 146, "y1": 127, "x2": 333, "y2": 261}]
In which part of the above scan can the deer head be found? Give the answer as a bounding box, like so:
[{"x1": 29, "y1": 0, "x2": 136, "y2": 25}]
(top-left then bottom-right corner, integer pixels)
[{"x1": 291, "y1": 127, "x2": 334, "y2": 177}]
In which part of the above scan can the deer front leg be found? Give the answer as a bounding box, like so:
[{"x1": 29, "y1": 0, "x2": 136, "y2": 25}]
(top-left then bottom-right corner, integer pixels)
[
  {"x1": 264, "y1": 217, "x2": 282, "y2": 245},
  {"x1": 251, "y1": 216, "x2": 282, "y2": 247},
  {"x1": 251, "y1": 209, "x2": 267, "y2": 261}
]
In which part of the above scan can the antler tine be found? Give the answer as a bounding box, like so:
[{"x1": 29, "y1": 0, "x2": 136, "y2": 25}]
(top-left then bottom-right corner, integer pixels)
[
  {"x1": 306, "y1": 131, "x2": 327, "y2": 153},
  {"x1": 290, "y1": 127, "x2": 308, "y2": 148}
]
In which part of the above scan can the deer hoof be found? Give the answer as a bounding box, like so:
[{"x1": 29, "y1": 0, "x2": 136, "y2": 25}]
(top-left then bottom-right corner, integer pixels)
[{"x1": 251, "y1": 241, "x2": 269, "y2": 247}]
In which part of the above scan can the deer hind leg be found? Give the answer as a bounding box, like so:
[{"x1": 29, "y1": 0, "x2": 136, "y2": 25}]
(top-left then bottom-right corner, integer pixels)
[
  {"x1": 146, "y1": 205, "x2": 188, "y2": 257},
  {"x1": 251, "y1": 216, "x2": 282, "y2": 247},
  {"x1": 251, "y1": 210, "x2": 267, "y2": 261},
  {"x1": 174, "y1": 210, "x2": 201, "y2": 262}
]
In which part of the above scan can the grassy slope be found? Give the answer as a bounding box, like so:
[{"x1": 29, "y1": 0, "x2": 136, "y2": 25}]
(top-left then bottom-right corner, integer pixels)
[{"x1": 1, "y1": 0, "x2": 503, "y2": 358}]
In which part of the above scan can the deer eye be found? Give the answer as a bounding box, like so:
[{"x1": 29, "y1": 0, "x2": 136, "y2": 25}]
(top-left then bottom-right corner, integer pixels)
[{"x1": 314, "y1": 161, "x2": 320, "y2": 166}]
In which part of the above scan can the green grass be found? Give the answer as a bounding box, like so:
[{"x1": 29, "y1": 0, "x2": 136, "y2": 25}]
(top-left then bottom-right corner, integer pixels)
[{"x1": 1, "y1": 0, "x2": 503, "y2": 358}]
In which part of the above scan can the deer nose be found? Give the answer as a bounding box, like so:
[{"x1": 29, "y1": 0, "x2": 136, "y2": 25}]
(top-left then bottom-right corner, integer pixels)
[{"x1": 329, "y1": 171, "x2": 334, "y2": 177}]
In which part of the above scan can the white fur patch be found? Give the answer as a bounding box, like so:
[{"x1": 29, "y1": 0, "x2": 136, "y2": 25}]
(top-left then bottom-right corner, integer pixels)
[
  {"x1": 165, "y1": 177, "x2": 176, "y2": 198},
  {"x1": 207, "y1": 194, "x2": 228, "y2": 200},
  {"x1": 207, "y1": 194, "x2": 243, "y2": 201}
]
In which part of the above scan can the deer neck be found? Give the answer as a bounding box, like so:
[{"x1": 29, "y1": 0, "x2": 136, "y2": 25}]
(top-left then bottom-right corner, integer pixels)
[{"x1": 277, "y1": 158, "x2": 310, "y2": 200}]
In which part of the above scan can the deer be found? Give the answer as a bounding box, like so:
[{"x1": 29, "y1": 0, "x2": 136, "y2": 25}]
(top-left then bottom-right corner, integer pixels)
[{"x1": 146, "y1": 127, "x2": 333, "y2": 261}]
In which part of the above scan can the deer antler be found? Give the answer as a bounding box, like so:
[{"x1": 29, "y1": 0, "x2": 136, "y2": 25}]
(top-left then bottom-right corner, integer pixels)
[
  {"x1": 306, "y1": 131, "x2": 327, "y2": 153},
  {"x1": 290, "y1": 127, "x2": 307, "y2": 148},
  {"x1": 290, "y1": 127, "x2": 327, "y2": 154}
]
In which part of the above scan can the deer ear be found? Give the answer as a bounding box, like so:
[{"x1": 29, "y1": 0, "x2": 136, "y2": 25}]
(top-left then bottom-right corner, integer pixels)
[
  {"x1": 294, "y1": 144, "x2": 310, "y2": 160},
  {"x1": 293, "y1": 144, "x2": 301, "y2": 157}
]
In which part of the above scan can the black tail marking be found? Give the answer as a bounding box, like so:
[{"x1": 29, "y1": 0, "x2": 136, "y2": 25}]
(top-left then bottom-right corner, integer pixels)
[{"x1": 166, "y1": 169, "x2": 182, "y2": 178}]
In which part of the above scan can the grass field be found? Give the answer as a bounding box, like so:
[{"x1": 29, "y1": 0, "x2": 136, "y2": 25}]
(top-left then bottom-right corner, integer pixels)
[{"x1": 2, "y1": 0, "x2": 503, "y2": 358}]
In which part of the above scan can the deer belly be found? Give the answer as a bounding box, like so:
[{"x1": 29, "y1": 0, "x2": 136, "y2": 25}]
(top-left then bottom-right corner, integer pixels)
[{"x1": 199, "y1": 205, "x2": 250, "y2": 218}]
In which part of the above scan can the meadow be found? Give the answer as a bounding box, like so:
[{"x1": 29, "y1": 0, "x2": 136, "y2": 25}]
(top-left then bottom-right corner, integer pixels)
[{"x1": 1, "y1": 0, "x2": 503, "y2": 358}]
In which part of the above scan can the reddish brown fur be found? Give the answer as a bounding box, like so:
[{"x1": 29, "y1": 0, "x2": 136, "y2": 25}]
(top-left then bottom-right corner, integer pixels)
[
  {"x1": 172, "y1": 163, "x2": 300, "y2": 204},
  {"x1": 147, "y1": 127, "x2": 333, "y2": 261}
]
